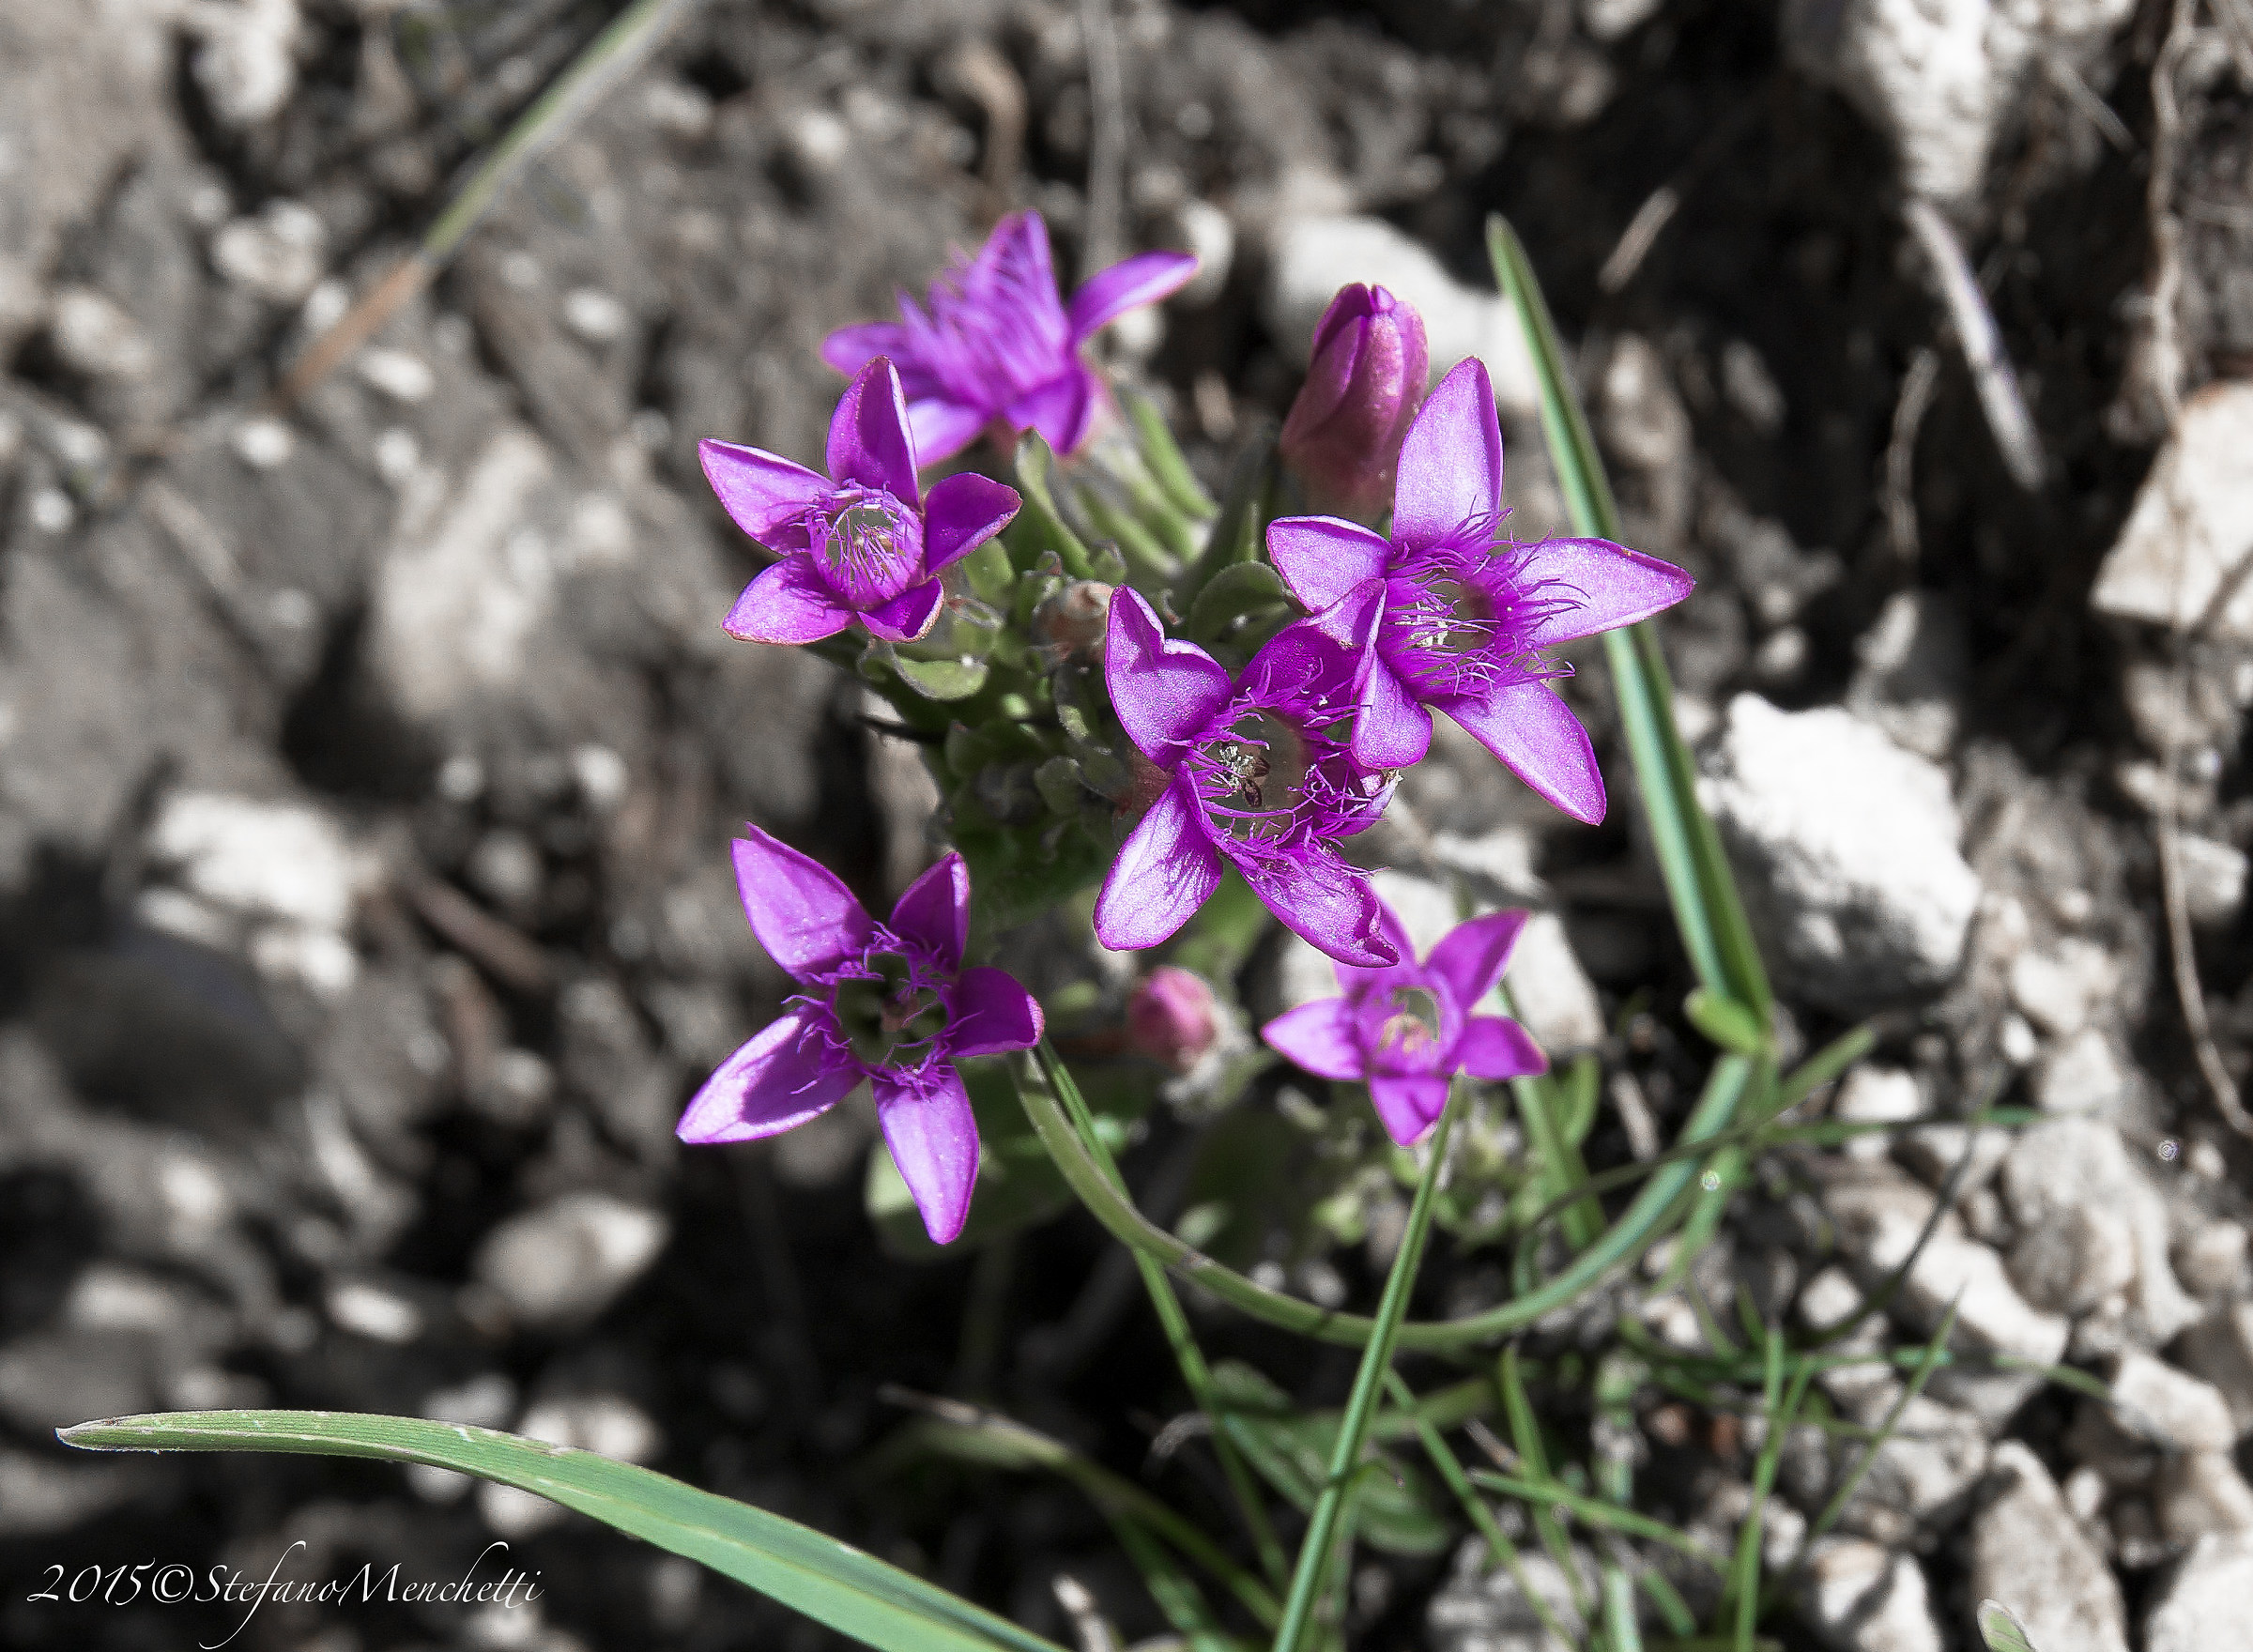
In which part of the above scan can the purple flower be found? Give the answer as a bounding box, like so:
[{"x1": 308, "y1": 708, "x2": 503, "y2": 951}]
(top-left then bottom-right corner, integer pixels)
[
  {"x1": 822, "y1": 211, "x2": 1197, "y2": 465},
  {"x1": 700, "y1": 357, "x2": 1020, "y2": 647},
  {"x1": 1094, "y1": 586, "x2": 1399, "y2": 969},
  {"x1": 1280, "y1": 283, "x2": 1430, "y2": 519},
  {"x1": 676, "y1": 826, "x2": 1044, "y2": 1244},
  {"x1": 1266, "y1": 358, "x2": 1694, "y2": 825},
  {"x1": 1262, "y1": 903, "x2": 1547, "y2": 1146}
]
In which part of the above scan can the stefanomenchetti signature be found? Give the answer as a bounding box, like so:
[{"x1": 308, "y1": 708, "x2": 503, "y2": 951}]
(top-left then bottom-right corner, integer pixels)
[{"x1": 24, "y1": 1539, "x2": 543, "y2": 1649}]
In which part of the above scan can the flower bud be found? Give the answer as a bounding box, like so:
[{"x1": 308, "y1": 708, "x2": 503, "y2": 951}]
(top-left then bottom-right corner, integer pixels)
[
  {"x1": 1279, "y1": 283, "x2": 1429, "y2": 520},
  {"x1": 1032, "y1": 579, "x2": 1114, "y2": 659},
  {"x1": 1128, "y1": 966, "x2": 1218, "y2": 1073}
]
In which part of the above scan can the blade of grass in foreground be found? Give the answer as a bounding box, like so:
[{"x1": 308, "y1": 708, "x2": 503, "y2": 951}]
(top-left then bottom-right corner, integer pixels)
[
  {"x1": 1487, "y1": 213, "x2": 1772, "y2": 1032},
  {"x1": 60, "y1": 1411, "x2": 1065, "y2": 1652}
]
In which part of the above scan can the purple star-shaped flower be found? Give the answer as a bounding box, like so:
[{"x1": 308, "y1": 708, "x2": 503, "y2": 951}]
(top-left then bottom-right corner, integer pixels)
[
  {"x1": 677, "y1": 826, "x2": 1044, "y2": 1244},
  {"x1": 1266, "y1": 357, "x2": 1694, "y2": 824},
  {"x1": 1262, "y1": 903, "x2": 1547, "y2": 1147},
  {"x1": 699, "y1": 357, "x2": 1020, "y2": 647},
  {"x1": 822, "y1": 211, "x2": 1197, "y2": 465},
  {"x1": 1094, "y1": 585, "x2": 1398, "y2": 969}
]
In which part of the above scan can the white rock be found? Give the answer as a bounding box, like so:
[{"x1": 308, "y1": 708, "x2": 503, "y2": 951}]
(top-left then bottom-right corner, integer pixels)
[
  {"x1": 326, "y1": 1280, "x2": 423, "y2": 1344},
  {"x1": 2032, "y1": 1027, "x2": 2130, "y2": 1116},
  {"x1": 2001, "y1": 1119, "x2": 2202, "y2": 1347},
  {"x1": 2153, "y1": 1450, "x2": 2253, "y2": 1544},
  {"x1": 355, "y1": 347, "x2": 435, "y2": 404},
  {"x1": 2007, "y1": 1201, "x2": 2136, "y2": 1317},
  {"x1": 2179, "y1": 1303, "x2": 2253, "y2": 1436},
  {"x1": 2176, "y1": 1219, "x2": 2248, "y2": 1298},
  {"x1": 147, "y1": 791, "x2": 357, "y2": 931},
  {"x1": 1700, "y1": 695, "x2": 1980, "y2": 1012},
  {"x1": 48, "y1": 286, "x2": 154, "y2": 381},
  {"x1": 1501, "y1": 912, "x2": 1604, "y2": 1057},
  {"x1": 1834, "y1": 1394, "x2": 1990, "y2": 1544},
  {"x1": 1427, "y1": 1537, "x2": 1593, "y2": 1652},
  {"x1": 1833, "y1": 1066, "x2": 1923, "y2": 1162},
  {"x1": 229, "y1": 416, "x2": 295, "y2": 469},
  {"x1": 2178, "y1": 834, "x2": 2247, "y2": 925},
  {"x1": 209, "y1": 200, "x2": 326, "y2": 303},
  {"x1": 2110, "y1": 1351, "x2": 2236, "y2": 1452},
  {"x1": 1265, "y1": 215, "x2": 1538, "y2": 420},
  {"x1": 368, "y1": 426, "x2": 555, "y2": 721},
  {"x1": 471, "y1": 1192, "x2": 667, "y2": 1330},
  {"x1": 2144, "y1": 1532, "x2": 2253, "y2": 1652},
  {"x1": 1801, "y1": 1537, "x2": 1944, "y2": 1652},
  {"x1": 2092, "y1": 383, "x2": 2253, "y2": 641},
  {"x1": 1969, "y1": 1441, "x2": 2129, "y2": 1652},
  {"x1": 561, "y1": 287, "x2": 631, "y2": 345},
  {"x1": 184, "y1": 0, "x2": 301, "y2": 130},
  {"x1": 2007, "y1": 938, "x2": 2117, "y2": 1037}
]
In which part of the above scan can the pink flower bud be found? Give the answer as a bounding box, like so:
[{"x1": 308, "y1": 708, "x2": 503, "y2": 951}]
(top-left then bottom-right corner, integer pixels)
[
  {"x1": 1279, "y1": 283, "x2": 1430, "y2": 520},
  {"x1": 1128, "y1": 966, "x2": 1218, "y2": 1072}
]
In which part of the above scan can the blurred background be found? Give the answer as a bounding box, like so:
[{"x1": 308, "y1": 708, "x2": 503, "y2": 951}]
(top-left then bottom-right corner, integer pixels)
[{"x1": 3, "y1": 1, "x2": 2251, "y2": 1649}]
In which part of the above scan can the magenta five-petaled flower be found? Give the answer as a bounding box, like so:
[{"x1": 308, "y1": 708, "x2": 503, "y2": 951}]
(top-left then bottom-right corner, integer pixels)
[
  {"x1": 1267, "y1": 358, "x2": 1694, "y2": 824},
  {"x1": 676, "y1": 826, "x2": 1043, "y2": 1244},
  {"x1": 700, "y1": 357, "x2": 1021, "y2": 647},
  {"x1": 822, "y1": 211, "x2": 1197, "y2": 464},
  {"x1": 1262, "y1": 903, "x2": 1547, "y2": 1147},
  {"x1": 1095, "y1": 585, "x2": 1398, "y2": 969}
]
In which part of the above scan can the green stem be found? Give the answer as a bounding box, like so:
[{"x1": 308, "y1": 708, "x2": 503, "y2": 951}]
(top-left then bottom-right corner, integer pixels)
[
  {"x1": 1027, "y1": 1040, "x2": 1288, "y2": 1587},
  {"x1": 1019, "y1": 1048, "x2": 1754, "y2": 1351},
  {"x1": 1270, "y1": 1088, "x2": 1462, "y2": 1652}
]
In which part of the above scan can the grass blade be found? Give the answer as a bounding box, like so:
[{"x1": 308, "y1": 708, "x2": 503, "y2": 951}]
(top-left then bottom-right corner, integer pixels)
[
  {"x1": 1486, "y1": 213, "x2": 1771, "y2": 1030},
  {"x1": 59, "y1": 1411, "x2": 1064, "y2": 1652},
  {"x1": 1270, "y1": 1087, "x2": 1463, "y2": 1652}
]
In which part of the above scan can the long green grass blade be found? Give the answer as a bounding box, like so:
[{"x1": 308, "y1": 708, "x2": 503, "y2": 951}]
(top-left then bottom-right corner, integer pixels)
[
  {"x1": 1018, "y1": 1048, "x2": 1755, "y2": 1351},
  {"x1": 59, "y1": 1411, "x2": 1065, "y2": 1652},
  {"x1": 1486, "y1": 213, "x2": 1771, "y2": 1030},
  {"x1": 1270, "y1": 1089, "x2": 1462, "y2": 1652},
  {"x1": 1497, "y1": 1346, "x2": 1595, "y2": 1629}
]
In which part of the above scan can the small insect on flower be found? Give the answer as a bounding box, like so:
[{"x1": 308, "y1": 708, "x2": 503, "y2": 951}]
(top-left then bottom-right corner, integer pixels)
[
  {"x1": 1267, "y1": 357, "x2": 1694, "y2": 824},
  {"x1": 676, "y1": 827, "x2": 1043, "y2": 1245},
  {"x1": 1262, "y1": 902, "x2": 1546, "y2": 1147},
  {"x1": 1094, "y1": 585, "x2": 1397, "y2": 968},
  {"x1": 699, "y1": 356, "x2": 1020, "y2": 647},
  {"x1": 821, "y1": 210, "x2": 1197, "y2": 464}
]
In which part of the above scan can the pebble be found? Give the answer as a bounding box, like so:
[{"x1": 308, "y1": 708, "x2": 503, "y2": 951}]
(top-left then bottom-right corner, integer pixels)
[
  {"x1": 2007, "y1": 938, "x2": 2117, "y2": 1037},
  {"x1": 2001, "y1": 1120, "x2": 2202, "y2": 1347},
  {"x1": 210, "y1": 200, "x2": 327, "y2": 303},
  {"x1": 1832, "y1": 1066, "x2": 1923, "y2": 1162},
  {"x1": 146, "y1": 790, "x2": 358, "y2": 932},
  {"x1": 1699, "y1": 695, "x2": 1980, "y2": 1013},
  {"x1": 1427, "y1": 1537, "x2": 1593, "y2": 1652},
  {"x1": 186, "y1": 0, "x2": 301, "y2": 130},
  {"x1": 48, "y1": 285, "x2": 154, "y2": 381},
  {"x1": 229, "y1": 416, "x2": 295, "y2": 469},
  {"x1": 2178, "y1": 834, "x2": 2248, "y2": 926},
  {"x1": 470, "y1": 1192, "x2": 668, "y2": 1331},
  {"x1": 355, "y1": 347, "x2": 436, "y2": 404},
  {"x1": 2092, "y1": 382, "x2": 2253, "y2": 641},
  {"x1": 2032, "y1": 1028, "x2": 2130, "y2": 1116},
  {"x1": 2144, "y1": 1532, "x2": 2253, "y2": 1652},
  {"x1": 2110, "y1": 1350, "x2": 2237, "y2": 1453},
  {"x1": 1969, "y1": 1441, "x2": 2129, "y2": 1652},
  {"x1": 2178, "y1": 1303, "x2": 2253, "y2": 1436},
  {"x1": 2153, "y1": 1450, "x2": 2253, "y2": 1544},
  {"x1": 1801, "y1": 1538, "x2": 1943, "y2": 1652}
]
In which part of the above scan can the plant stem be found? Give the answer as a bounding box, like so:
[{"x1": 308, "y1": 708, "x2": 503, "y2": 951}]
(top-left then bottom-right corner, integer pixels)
[{"x1": 1270, "y1": 1088, "x2": 1461, "y2": 1652}]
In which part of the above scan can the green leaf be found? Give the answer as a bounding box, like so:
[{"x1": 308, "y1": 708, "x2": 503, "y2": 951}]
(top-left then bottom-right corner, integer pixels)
[
  {"x1": 889, "y1": 654, "x2": 990, "y2": 701},
  {"x1": 1206, "y1": 1363, "x2": 1451, "y2": 1556},
  {"x1": 1010, "y1": 434, "x2": 1101, "y2": 580},
  {"x1": 959, "y1": 537, "x2": 1018, "y2": 606},
  {"x1": 1173, "y1": 429, "x2": 1276, "y2": 614},
  {"x1": 1975, "y1": 1600, "x2": 2041, "y2": 1652},
  {"x1": 956, "y1": 818, "x2": 1111, "y2": 938},
  {"x1": 1487, "y1": 214, "x2": 1771, "y2": 1030},
  {"x1": 1184, "y1": 560, "x2": 1289, "y2": 647},
  {"x1": 1123, "y1": 388, "x2": 1218, "y2": 523},
  {"x1": 1684, "y1": 989, "x2": 1767, "y2": 1057},
  {"x1": 57, "y1": 1411, "x2": 1066, "y2": 1652}
]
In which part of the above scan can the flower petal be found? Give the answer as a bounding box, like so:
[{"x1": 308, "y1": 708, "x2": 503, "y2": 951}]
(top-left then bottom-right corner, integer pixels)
[
  {"x1": 1425, "y1": 909, "x2": 1531, "y2": 1011},
  {"x1": 1391, "y1": 357, "x2": 1503, "y2": 552},
  {"x1": 1267, "y1": 515, "x2": 1395, "y2": 611},
  {"x1": 861, "y1": 578, "x2": 944, "y2": 643},
  {"x1": 1457, "y1": 1016, "x2": 1548, "y2": 1081},
  {"x1": 1006, "y1": 370, "x2": 1097, "y2": 456},
  {"x1": 1235, "y1": 848, "x2": 1397, "y2": 969},
  {"x1": 1352, "y1": 658, "x2": 1433, "y2": 770},
  {"x1": 730, "y1": 824, "x2": 876, "y2": 977},
  {"x1": 1518, "y1": 538, "x2": 1696, "y2": 649},
  {"x1": 1367, "y1": 1074, "x2": 1451, "y2": 1147},
  {"x1": 946, "y1": 966, "x2": 1045, "y2": 1057},
  {"x1": 1104, "y1": 588, "x2": 1233, "y2": 762},
  {"x1": 724, "y1": 556, "x2": 854, "y2": 645},
  {"x1": 889, "y1": 852, "x2": 969, "y2": 967},
  {"x1": 698, "y1": 438, "x2": 831, "y2": 543},
  {"x1": 1260, "y1": 998, "x2": 1367, "y2": 1080},
  {"x1": 827, "y1": 358, "x2": 921, "y2": 505},
  {"x1": 1442, "y1": 682, "x2": 1607, "y2": 825},
  {"x1": 1067, "y1": 250, "x2": 1199, "y2": 339},
  {"x1": 923, "y1": 471, "x2": 1021, "y2": 574},
  {"x1": 908, "y1": 398, "x2": 992, "y2": 466},
  {"x1": 982, "y1": 212, "x2": 1069, "y2": 338},
  {"x1": 675, "y1": 1008, "x2": 860, "y2": 1143},
  {"x1": 1094, "y1": 778, "x2": 1225, "y2": 951},
  {"x1": 820, "y1": 321, "x2": 909, "y2": 379},
  {"x1": 873, "y1": 1066, "x2": 980, "y2": 1245}
]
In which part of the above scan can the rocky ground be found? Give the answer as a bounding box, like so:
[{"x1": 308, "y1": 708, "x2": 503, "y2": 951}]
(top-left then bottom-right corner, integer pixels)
[{"x1": 2, "y1": 1, "x2": 2251, "y2": 1650}]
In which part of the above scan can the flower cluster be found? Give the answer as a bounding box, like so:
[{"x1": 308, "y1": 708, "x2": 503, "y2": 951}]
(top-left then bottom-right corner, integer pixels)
[{"x1": 677, "y1": 209, "x2": 1694, "y2": 1236}]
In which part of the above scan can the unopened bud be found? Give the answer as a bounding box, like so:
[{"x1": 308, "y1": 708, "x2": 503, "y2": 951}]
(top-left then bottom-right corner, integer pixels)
[
  {"x1": 1279, "y1": 283, "x2": 1428, "y2": 520},
  {"x1": 1032, "y1": 579, "x2": 1114, "y2": 658},
  {"x1": 1128, "y1": 966, "x2": 1218, "y2": 1073}
]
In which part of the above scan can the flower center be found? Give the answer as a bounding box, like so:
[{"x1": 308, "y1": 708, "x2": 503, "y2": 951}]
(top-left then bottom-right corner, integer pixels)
[
  {"x1": 1376, "y1": 985, "x2": 1446, "y2": 1063},
  {"x1": 832, "y1": 950, "x2": 950, "y2": 1067},
  {"x1": 1191, "y1": 710, "x2": 1313, "y2": 842},
  {"x1": 807, "y1": 487, "x2": 923, "y2": 608},
  {"x1": 1380, "y1": 538, "x2": 1564, "y2": 700}
]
